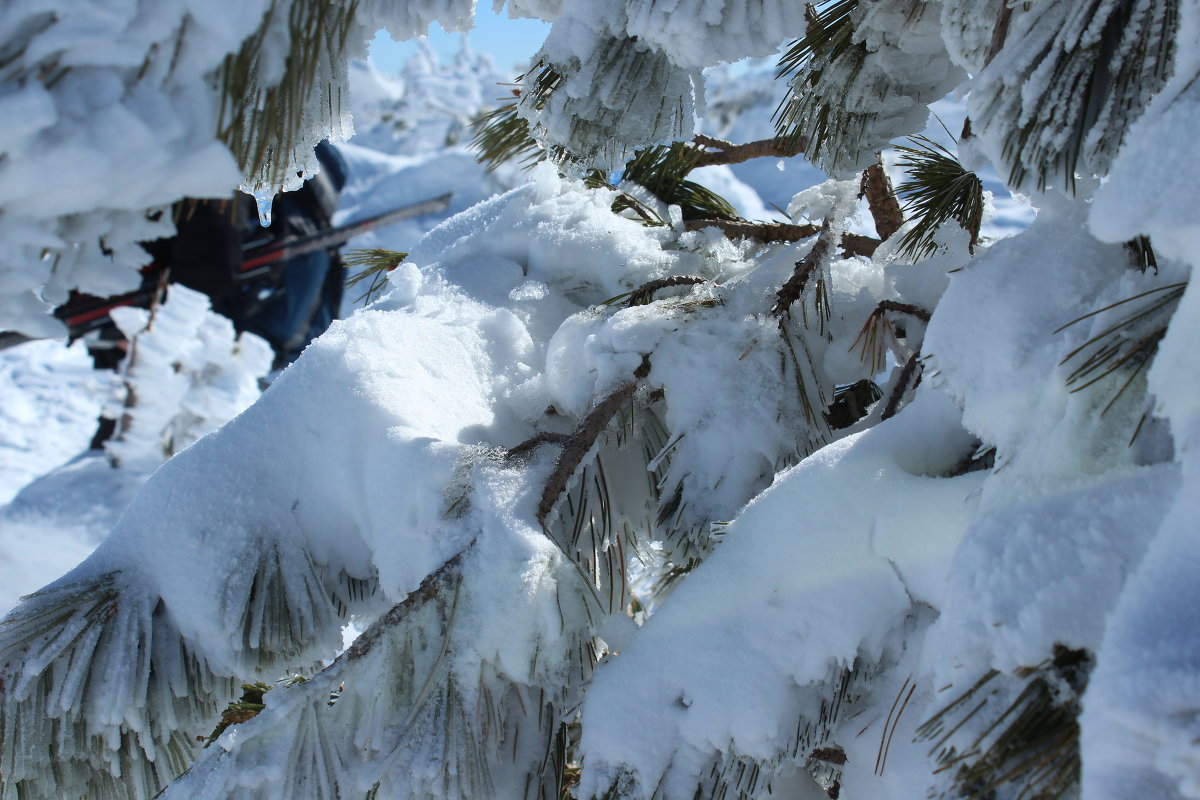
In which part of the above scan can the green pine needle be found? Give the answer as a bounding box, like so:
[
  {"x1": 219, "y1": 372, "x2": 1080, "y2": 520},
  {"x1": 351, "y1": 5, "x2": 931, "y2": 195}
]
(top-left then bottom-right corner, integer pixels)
[
  {"x1": 985, "y1": 0, "x2": 1178, "y2": 191},
  {"x1": 470, "y1": 102, "x2": 547, "y2": 172},
  {"x1": 468, "y1": 77, "x2": 739, "y2": 226},
  {"x1": 217, "y1": 0, "x2": 358, "y2": 191},
  {"x1": 619, "y1": 143, "x2": 738, "y2": 221},
  {"x1": 893, "y1": 136, "x2": 983, "y2": 260},
  {"x1": 773, "y1": 0, "x2": 866, "y2": 165},
  {"x1": 776, "y1": 0, "x2": 860, "y2": 80},
  {"x1": 917, "y1": 647, "x2": 1091, "y2": 800},
  {"x1": 344, "y1": 249, "x2": 407, "y2": 305},
  {"x1": 1055, "y1": 279, "x2": 1185, "y2": 420},
  {"x1": 523, "y1": 60, "x2": 565, "y2": 108}
]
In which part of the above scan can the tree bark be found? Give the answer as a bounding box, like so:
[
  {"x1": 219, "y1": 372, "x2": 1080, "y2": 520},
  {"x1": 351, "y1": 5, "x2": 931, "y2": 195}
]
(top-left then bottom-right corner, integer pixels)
[
  {"x1": 861, "y1": 159, "x2": 904, "y2": 241},
  {"x1": 692, "y1": 134, "x2": 808, "y2": 168}
]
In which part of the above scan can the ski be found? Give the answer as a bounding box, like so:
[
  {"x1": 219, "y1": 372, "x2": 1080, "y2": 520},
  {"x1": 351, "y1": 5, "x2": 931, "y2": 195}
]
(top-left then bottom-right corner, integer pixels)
[
  {"x1": 0, "y1": 193, "x2": 452, "y2": 349},
  {"x1": 235, "y1": 192, "x2": 452, "y2": 279}
]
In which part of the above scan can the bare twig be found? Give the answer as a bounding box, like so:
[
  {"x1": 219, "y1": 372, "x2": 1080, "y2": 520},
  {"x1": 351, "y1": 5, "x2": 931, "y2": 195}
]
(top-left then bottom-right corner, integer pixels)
[
  {"x1": 841, "y1": 233, "x2": 882, "y2": 258},
  {"x1": 861, "y1": 158, "x2": 904, "y2": 241},
  {"x1": 684, "y1": 218, "x2": 820, "y2": 241},
  {"x1": 772, "y1": 220, "x2": 838, "y2": 317},
  {"x1": 505, "y1": 432, "x2": 571, "y2": 461},
  {"x1": 985, "y1": 3, "x2": 1014, "y2": 67},
  {"x1": 344, "y1": 541, "x2": 475, "y2": 661},
  {"x1": 627, "y1": 275, "x2": 708, "y2": 306},
  {"x1": 537, "y1": 357, "x2": 652, "y2": 524},
  {"x1": 810, "y1": 746, "x2": 848, "y2": 765},
  {"x1": 683, "y1": 220, "x2": 881, "y2": 257},
  {"x1": 692, "y1": 134, "x2": 808, "y2": 168},
  {"x1": 880, "y1": 352, "x2": 922, "y2": 421},
  {"x1": 877, "y1": 299, "x2": 932, "y2": 323}
]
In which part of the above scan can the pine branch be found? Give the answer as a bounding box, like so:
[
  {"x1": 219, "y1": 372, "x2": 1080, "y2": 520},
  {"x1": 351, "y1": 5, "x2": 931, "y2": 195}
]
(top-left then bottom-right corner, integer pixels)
[
  {"x1": 344, "y1": 249, "x2": 407, "y2": 305},
  {"x1": 156, "y1": 533, "x2": 585, "y2": 800},
  {"x1": 985, "y1": 2, "x2": 1015, "y2": 67},
  {"x1": 1055, "y1": 280, "x2": 1185, "y2": 419},
  {"x1": 470, "y1": 101, "x2": 547, "y2": 171},
  {"x1": 217, "y1": 0, "x2": 357, "y2": 190},
  {"x1": 877, "y1": 299, "x2": 932, "y2": 323},
  {"x1": 666, "y1": 664, "x2": 863, "y2": 800},
  {"x1": 880, "y1": 352, "x2": 922, "y2": 421},
  {"x1": 504, "y1": 432, "x2": 572, "y2": 462},
  {"x1": 842, "y1": 232, "x2": 882, "y2": 258},
  {"x1": 917, "y1": 647, "x2": 1091, "y2": 800},
  {"x1": 692, "y1": 134, "x2": 808, "y2": 168},
  {"x1": 343, "y1": 542, "x2": 474, "y2": 662},
  {"x1": 683, "y1": 218, "x2": 881, "y2": 257},
  {"x1": 980, "y1": 0, "x2": 1179, "y2": 189},
  {"x1": 684, "y1": 218, "x2": 818, "y2": 241},
  {"x1": 861, "y1": 158, "x2": 904, "y2": 241},
  {"x1": 773, "y1": 219, "x2": 838, "y2": 317},
  {"x1": 620, "y1": 143, "x2": 739, "y2": 221},
  {"x1": 851, "y1": 300, "x2": 931, "y2": 375},
  {"x1": 627, "y1": 275, "x2": 709, "y2": 306},
  {"x1": 536, "y1": 357, "x2": 652, "y2": 525},
  {"x1": 773, "y1": 0, "x2": 868, "y2": 169},
  {"x1": 894, "y1": 136, "x2": 983, "y2": 259}
]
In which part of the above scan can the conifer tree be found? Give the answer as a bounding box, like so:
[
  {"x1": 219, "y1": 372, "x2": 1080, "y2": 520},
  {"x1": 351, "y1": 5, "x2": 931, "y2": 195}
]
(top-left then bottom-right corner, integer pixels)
[{"x1": 2, "y1": 2, "x2": 1197, "y2": 800}]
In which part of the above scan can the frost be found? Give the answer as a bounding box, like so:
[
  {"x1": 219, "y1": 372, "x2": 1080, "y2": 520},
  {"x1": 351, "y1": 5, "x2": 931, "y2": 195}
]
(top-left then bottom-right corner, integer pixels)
[
  {"x1": 0, "y1": 0, "x2": 480, "y2": 337},
  {"x1": 3, "y1": 4, "x2": 1200, "y2": 800},
  {"x1": 623, "y1": 0, "x2": 808, "y2": 69},
  {"x1": 100, "y1": 285, "x2": 273, "y2": 473},
  {"x1": 778, "y1": 0, "x2": 966, "y2": 176}
]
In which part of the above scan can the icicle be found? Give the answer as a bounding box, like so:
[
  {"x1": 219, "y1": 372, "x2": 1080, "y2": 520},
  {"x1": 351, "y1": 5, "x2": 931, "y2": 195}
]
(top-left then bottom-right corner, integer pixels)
[{"x1": 243, "y1": 187, "x2": 275, "y2": 227}]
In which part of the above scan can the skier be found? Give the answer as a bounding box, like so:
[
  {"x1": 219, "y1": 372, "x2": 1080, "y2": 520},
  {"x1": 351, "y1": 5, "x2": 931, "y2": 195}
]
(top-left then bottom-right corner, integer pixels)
[
  {"x1": 237, "y1": 140, "x2": 350, "y2": 367},
  {"x1": 84, "y1": 141, "x2": 349, "y2": 448},
  {"x1": 137, "y1": 140, "x2": 350, "y2": 369}
]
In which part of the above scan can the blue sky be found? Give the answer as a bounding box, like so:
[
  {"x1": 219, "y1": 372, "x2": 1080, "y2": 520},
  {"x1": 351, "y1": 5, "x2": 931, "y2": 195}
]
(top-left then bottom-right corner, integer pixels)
[{"x1": 369, "y1": 4, "x2": 550, "y2": 75}]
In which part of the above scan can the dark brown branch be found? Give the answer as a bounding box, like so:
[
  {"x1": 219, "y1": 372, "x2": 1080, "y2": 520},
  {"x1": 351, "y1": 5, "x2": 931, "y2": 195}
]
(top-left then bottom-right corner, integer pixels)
[
  {"x1": 627, "y1": 275, "x2": 708, "y2": 306},
  {"x1": 877, "y1": 300, "x2": 932, "y2": 323},
  {"x1": 692, "y1": 134, "x2": 808, "y2": 168},
  {"x1": 861, "y1": 159, "x2": 904, "y2": 241},
  {"x1": 684, "y1": 218, "x2": 820, "y2": 241},
  {"x1": 810, "y1": 746, "x2": 848, "y2": 765},
  {"x1": 985, "y1": 3, "x2": 1014, "y2": 67},
  {"x1": 505, "y1": 432, "x2": 571, "y2": 462},
  {"x1": 683, "y1": 219, "x2": 881, "y2": 258},
  {"x1": 537, "y1": 357, "x2": 652, "y2": 524},
  {"x1": 772, "y1": 220, "x2": 837, "y2": 317},
  {"x1": 343, "y1": 541, "x2": 475, "y2": 661},
  {"x1": 880, "y1": 352, "x2": 922, "y2": 421},
  {"x1": 842, "y1": 232, "x2": 882, "y2": 258}
]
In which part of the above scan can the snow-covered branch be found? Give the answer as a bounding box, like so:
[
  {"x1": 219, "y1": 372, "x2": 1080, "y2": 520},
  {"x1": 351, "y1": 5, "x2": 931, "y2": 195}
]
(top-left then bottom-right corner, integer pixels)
[{"x1": 692, "y1": 134, "x2": 808, "y2": 168}]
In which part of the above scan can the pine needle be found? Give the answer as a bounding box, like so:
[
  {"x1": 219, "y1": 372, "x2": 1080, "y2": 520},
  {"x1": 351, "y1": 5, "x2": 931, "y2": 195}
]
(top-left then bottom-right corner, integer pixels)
[
  {"x1": 617, "y1": 143, "x2": 738, "y2": 221},
  {"x1": 776, "y1": 1, "x2": 860, "y2": 80},
  {"x1": 983, "y1": 0, "x2": 1178, "y2": 190},
  {"x1": 470, "y1": 102, "x2": 547, "y2": 171},
  {"x1": 773, "y1": 0, "x2": 867, "y2": 169},
  {"x1": 918, "y1": 648, "x2": 1092, "y2": 800},
  {"x1": 893, "y1": 136, "x2": 983, "y2": 260},
  {"x1": 217, "y1": 0, "x2": 359, "y2": 191},
  {"x1": 1055, "y1": 281, "x2": 1185, "y2": 417},
  {"x1": 344, "y1": 249, "x2": 407, "y2": 305}
]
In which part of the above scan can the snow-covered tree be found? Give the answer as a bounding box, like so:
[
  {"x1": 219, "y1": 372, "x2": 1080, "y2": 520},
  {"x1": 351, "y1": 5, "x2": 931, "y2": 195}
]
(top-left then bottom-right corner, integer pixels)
[{"x1": 2, "y1": 2, "x2": 1198, "y2": 800}]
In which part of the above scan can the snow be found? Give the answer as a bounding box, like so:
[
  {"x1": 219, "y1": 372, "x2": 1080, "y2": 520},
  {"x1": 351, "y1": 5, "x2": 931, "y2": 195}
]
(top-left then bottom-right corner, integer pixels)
[
  {"x1": 0, "y1": 340, "x2": 104, "y2": 504},
  {"x1": 1089, "y1": 0, "x2": 1200, "y2": 263},
  {"x1": 1, "y1": 4, "x2": 1198, "y2": 800},
  {"x1": 578, "y1": 389, "x2": 984, "y2": 799}
]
